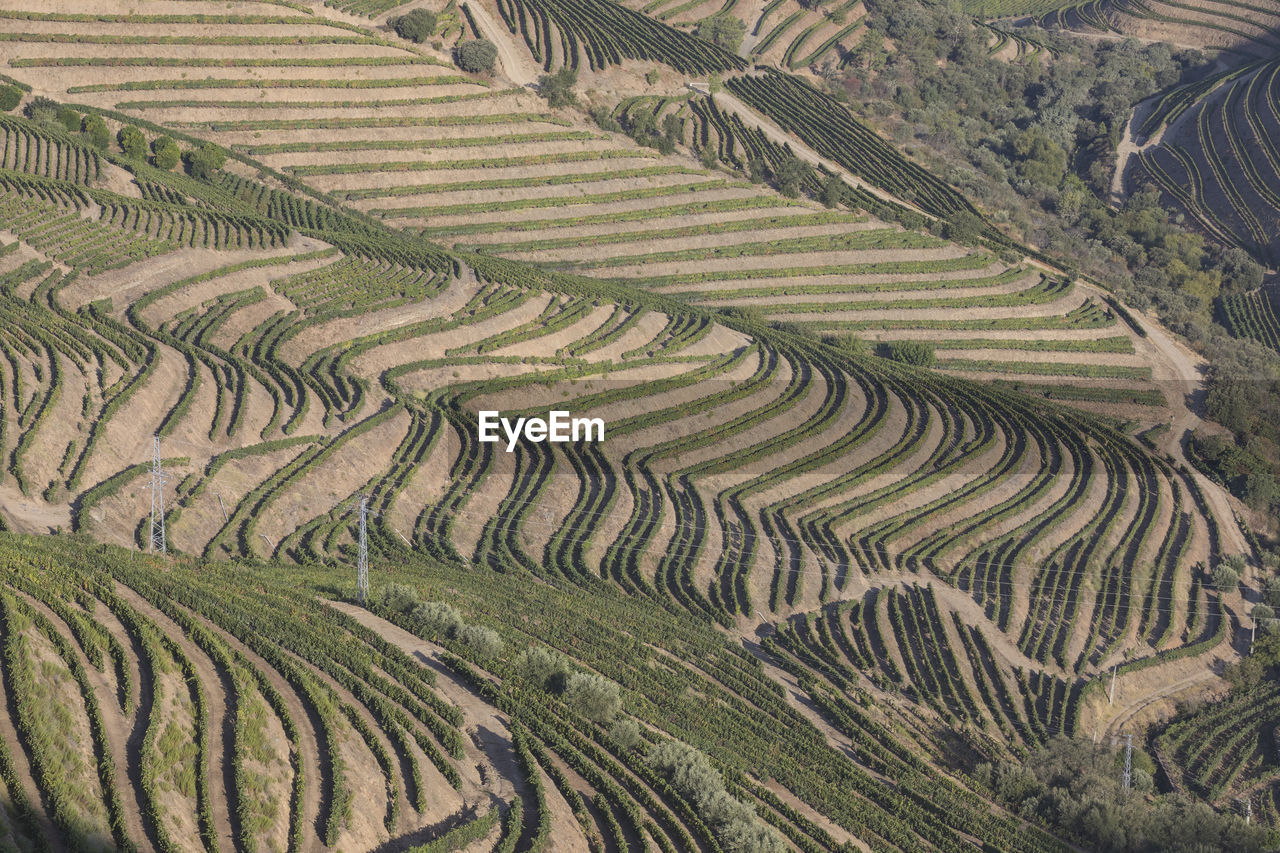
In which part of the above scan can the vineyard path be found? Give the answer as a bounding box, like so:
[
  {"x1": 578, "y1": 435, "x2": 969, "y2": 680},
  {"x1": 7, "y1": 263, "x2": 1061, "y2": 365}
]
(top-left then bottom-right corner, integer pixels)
[
  {"x1": 325, "y1": 602, "x2": 529, "y2": 810},
  {"x1": 464, "y1": 1, "x2": 540, "y2": 87},
  {"x1": 1129, "y1": 306, "x2": 1249, "y2": 556}
]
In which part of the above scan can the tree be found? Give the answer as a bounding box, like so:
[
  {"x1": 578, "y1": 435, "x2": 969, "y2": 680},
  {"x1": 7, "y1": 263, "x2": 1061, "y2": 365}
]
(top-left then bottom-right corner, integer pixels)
[
  {"x1": 884, "y1": 339, "x2": 935, "y2": 366},
  {"x1": 458, "y1": 624, "x2": 503, "y2": 659},
  {"x1": 610, "y1": 718, "x2": 644, "y2": 751},
  {"x1": 0, "y1": 85, "x2": 21, "y2": 112},
  {"x1": 410, "y1": 600, "x2": 463, "y2": 638},
  {"x1": 773, "y1": 155, "x2": 812, "y2": 198},
  {"x1": 24, "y1": 96, "x2": 59, "y2": 127},
  {"x1": 455, "y1": 38, "x2": 498, "y2": 73},
  {"x1": 183, "y1": 142, "x2": 226, "y2": 180},
  {"x1": 820, "y1": 173, "x2": 847, "y2": 208},
  {"x1": 118, "y1": 126, "x2": 147, "y2": 159},
  {"x1": 391, "y1": 8, "x2": 437, "y2": 43},
  {"x1": 699, "y1": 145, "x2": 719, "y2": 169},
  {"x1": 695, "y1": 14, "x2": 746, "y2": 52},
  {"x1": 82, "y1": 115, "x2": 110, "y2": 150},
  {"x1": 518, "y1": 645, "x2": 571, "y2": 692},
  {"x1": 539, "y1": 66, "x2": 577, "y2": 107},
  {"x1": 563, "y1": 671, "x2": 621, "y2": 722},
  {"x1": 152, "y1": 135, "x2": 181, "y2": 170},
  {"x1": 379, "y1": 582, "x2": 420, "y2": 613},
  {"x1": 1212, "y1": 563, "x2": 1240, "y2": 593},
  {"x1": 747, "y1": 157, "x2": 767, "y2": 184}
]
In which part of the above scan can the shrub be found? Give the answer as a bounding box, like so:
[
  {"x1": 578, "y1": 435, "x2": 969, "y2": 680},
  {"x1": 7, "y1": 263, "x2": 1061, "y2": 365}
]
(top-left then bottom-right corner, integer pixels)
[
  {"x1": 884, "y1": 339, "x2": 935, "y2": 366},
  {"x1": 1211, "y1": 564, "x2": 1239, "y2": 593},
  {"x1": 56, "y1": 106, "x2": 81, "y2": 133},
  {"x1": 118, "y1": 126, "x2": 147, "y2": 159},
  {"x1": 820, "y1": 173, "x2": 846, "y2": 208},
  {"x1": 648, "y1": 741, "x2": 784, "y2": 852},
  {"x1": 392, "y1": 8, "x2": 437, "y2": 43},
  {"x1": 773, "y1": 155, "x2": 812, "y2": 198},
  {"x1": 518, "y1": 645, "x2": 572, "y2": 692},
  {"x1": 610, "y1": 718, "x2": 644, "y2": 751},
  {"x1": 455, "y1": 39, "x2": 497, "y2": 73},
  {"x1": 563, "y1": 671, "x2": 620, "y2": 722},
  {"x1": 24, "y1": 95, "x2": 59, "y2": 126},
  {"x1": 184, "y1": 142, "x2": 226, "y2": 180},
  {"x1": 378, "y1": 583, "x2": 420, "y2": 613},
  {"x1": 82, "y1": 115, "x2": 110, "y2": 149},
  {"x1": 695, "y1": 14, "x2": 746, "y2": 52},
  {"x1": 458, "y1": 624, "x2": 503, "y2": 659},
  {"x1": 152, "y1": 135, "x2": 180, "y2": 170},
  {"x1": 410, "y1": 601, "x2": 463, "y2": 638},
  {"x1": 0, "y1": 85, "x2": 21, "y2": 112},
  {"x1": 539, "y1": 66, "x2": 577, "y2": 108}
]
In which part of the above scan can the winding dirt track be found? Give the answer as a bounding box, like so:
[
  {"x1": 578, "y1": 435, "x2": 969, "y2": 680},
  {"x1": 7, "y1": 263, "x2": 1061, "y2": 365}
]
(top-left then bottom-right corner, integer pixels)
[{"x1": 325, "y1": 602, "x2": 529, "y2": 811}]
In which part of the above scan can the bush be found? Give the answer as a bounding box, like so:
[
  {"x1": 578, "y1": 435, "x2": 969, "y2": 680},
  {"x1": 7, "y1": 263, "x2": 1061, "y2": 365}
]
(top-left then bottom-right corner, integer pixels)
[
  {"x1": 883, "y1": 339, "x2": 936, "y2": 366},
  {"x1": 518, "y1": 645, "x2": 572, "y2": 692},
  {"x1": 458, "y1": 624, "x2": 503, "y2": 659},
  {"x1": 695, "y1": 14, "x2": 746, "y2": 52},
  {"x1": 378, "y1": 583, "x2": 420, "y2": 613},
  {"x1": 455, "y1": 39, "x2": 497, "y2": 73},
  {"x1": 0, "y1": 85, "x2": 21, "y2": 112},
  {"x1": 56, "y1": 106, "x2": 80, "y2": 133},
  {"x1": 1212, "y1": 564, "x2": 1240, "y2": 593},
  {"x1": 392, "y1": 8, "x2": 437, "y2": 42},
  {"x1": 648, "y1": 741, "x2": 784, "y2": 852},
  {"x1": 539, "y1": 66, "x2": 577, "y2": 108},
  {"x1": 410, "y1": 601, "x2": 464, "y2": 638},
  {"x1": 82, "y1": 115, "x2": 110, "y2": 150},
  {"x1": 563, "y1": 671, "x2": 620, "y2": 722},
  {"x1": 773, "y1": 155, "x2": 812, "y2": 198},
  {"x1": 184, "y1": 142, "x2": 226, "y2": 180},
  {"x1": 24, "y1": 95, "x2": 59, "y2": 127},
  {"x1": 610, "y1": 718, "x2": 644, "y2": 751},
  {"x1": 820, "y1": 173, "x2": 847, "y2": 208},
  {"x1": 118, "y1": 126, "x2": 147, "y2": 159},
  {"x1": 152, "y1": 135, "x2": 180, "y2": 170}
]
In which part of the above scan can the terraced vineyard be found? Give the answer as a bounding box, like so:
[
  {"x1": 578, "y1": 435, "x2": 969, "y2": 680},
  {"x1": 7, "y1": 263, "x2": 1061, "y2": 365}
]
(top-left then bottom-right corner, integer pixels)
[
  {"x1": 1020, "y1": 0, "x2": 1280, "y2": 57},
  {"x1": 1130, "y1": 55, "x2": 1280, "y2": 268},
  {"x1": 1156, "y1": 679, "x2": 1280, "y2": 823},
  {"x1": 0, "y1": 0, "x2": 1267, "y2": 846},
  {"x1": 1218, "y1": 288, "x2": 1280, "y2": 352}
]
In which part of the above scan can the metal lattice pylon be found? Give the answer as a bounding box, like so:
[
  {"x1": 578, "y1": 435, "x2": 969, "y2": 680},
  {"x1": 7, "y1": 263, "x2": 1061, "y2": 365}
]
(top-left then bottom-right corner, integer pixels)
[
  {"x1": 148, "y1": 435, "x2": 170, "y2": 555},
  {"x1": 355, "y1": 495, "x2": 369, "y2": 605}
]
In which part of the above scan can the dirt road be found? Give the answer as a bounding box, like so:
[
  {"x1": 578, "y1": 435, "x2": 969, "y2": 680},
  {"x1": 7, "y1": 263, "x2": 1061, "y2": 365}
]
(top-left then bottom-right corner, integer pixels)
[{"x1": 464, "y1": 1, "x2": 539, "y2": 87}]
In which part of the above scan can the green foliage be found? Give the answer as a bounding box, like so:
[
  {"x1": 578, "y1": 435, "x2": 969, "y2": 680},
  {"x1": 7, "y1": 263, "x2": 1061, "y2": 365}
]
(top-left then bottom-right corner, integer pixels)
[
  {"x1": 539, "y1": 66, "x2": 577, "y2": 108},
  {"x1": 819, "y1": 173, "x2": 847, "y2": 208},
  {"x1": 455, "y1": 39, "x2": 497, "y2": 73},
  {"x1": 1211, "y1": 564, "x2": 1239, "y2": 593},
  {"x1": 117, "y1": 125, "x2": 147, "y2": 159},
  {"x1": 563, "y1": 671, "x2": 621, "y2": 722},
  {"x1": 648, "y1": 740, "x2": 785, "y2": 852},
  {"x1": 978, "y1": 736, "x2": 1272, "y2": 852},
  {"x1": 183, "y1": 142, "x2": 227, "y2": 180},
  {"x1": 883, "y1": 339, "x2": 935, "y2": 366},
  {"x1": 772, "y1": 155, "x2": 812, "y2": 199},
  {"x1": 81, "y1": 114, "x2": 110, "y2": 150},
  {"x1": 518, "y1": 645, "x2": 572, "y2": 692},
  {"x1": 0, "y1": 85, "x2": 20, "y2": 112},
  {"x1": 695, "y1": 14, "x2": 746, "y2": 52},
  {"x1": 392, "y1": 7, "x2": 437, "y2": 42},
  {"x1": 151, "y1": 135, "x2": 180, "y2": 170},
  {"x1": 23, "y1": 95, "x2": 59, "y2": 127},
  {"x1": 409, "y1": 600, "x2": 464, "y2": 639},
  {"x1": 457, "y1": 624, "x2": 503, "y2": 659}
]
